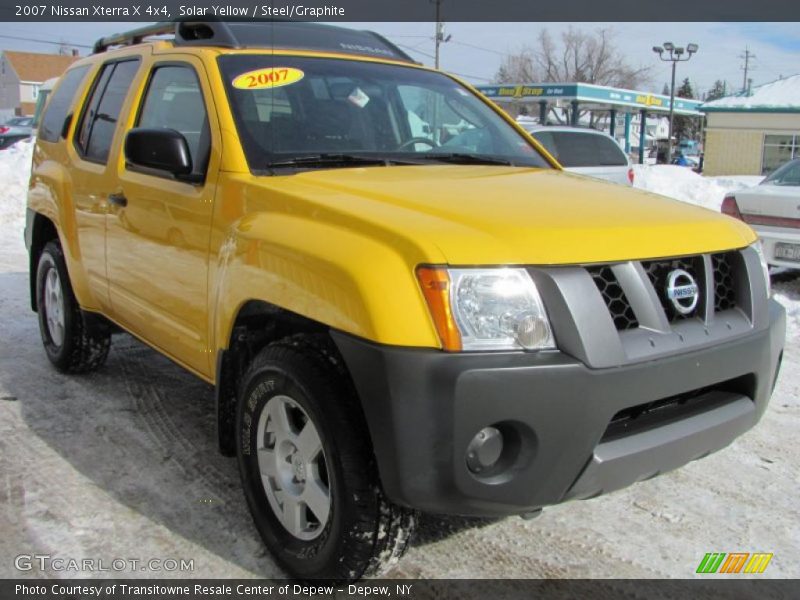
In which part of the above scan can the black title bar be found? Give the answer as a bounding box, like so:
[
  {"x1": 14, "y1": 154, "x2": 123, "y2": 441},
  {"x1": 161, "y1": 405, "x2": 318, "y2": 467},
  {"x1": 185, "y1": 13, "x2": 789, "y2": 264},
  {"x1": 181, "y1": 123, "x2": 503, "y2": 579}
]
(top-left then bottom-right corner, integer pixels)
[
  {"x1": 0, "y1": 0, "x2": 798, "y2": 22},
  {"x1": 2, "y1": 579, "x2": 797, "y2": 600}
]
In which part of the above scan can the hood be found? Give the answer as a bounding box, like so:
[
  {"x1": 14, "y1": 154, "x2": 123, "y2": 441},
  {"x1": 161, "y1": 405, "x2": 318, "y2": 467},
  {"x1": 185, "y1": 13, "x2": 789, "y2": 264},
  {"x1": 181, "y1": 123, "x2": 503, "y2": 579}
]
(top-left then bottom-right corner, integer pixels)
[{"x1": 260, "y1": 165, "x2": 756, "y2": 265}]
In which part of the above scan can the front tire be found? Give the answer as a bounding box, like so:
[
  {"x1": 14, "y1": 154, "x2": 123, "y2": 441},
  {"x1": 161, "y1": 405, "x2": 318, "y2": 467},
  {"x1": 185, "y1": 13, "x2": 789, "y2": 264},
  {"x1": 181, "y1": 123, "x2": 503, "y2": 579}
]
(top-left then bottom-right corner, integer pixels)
[
  {"x1": 36, "y1": 240, "x2": 110, "y2": 373},
  {"x1": 236, "y1": 335, "x2": 415, "y2": 580}
]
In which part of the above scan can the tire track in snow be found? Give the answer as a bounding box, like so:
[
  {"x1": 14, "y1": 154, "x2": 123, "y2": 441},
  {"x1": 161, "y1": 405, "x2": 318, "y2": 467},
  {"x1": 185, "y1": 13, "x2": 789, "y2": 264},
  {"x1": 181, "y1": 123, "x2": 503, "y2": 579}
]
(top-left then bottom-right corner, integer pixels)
[{"x1": 115, "y1": 340, "x2": 241, "y2": 507}]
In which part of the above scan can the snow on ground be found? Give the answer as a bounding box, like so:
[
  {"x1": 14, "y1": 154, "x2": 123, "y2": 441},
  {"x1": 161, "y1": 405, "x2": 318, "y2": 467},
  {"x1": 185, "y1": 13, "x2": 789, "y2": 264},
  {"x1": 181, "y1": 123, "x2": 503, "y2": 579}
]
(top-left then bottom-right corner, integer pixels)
[
  {"x1": 633, "y1": 164, "x2": 763, "y2": 211},
  {"x1": 0, "y1": 139, "x2": 32, "y2": 227},
  {"x1": 0, "y1": 145, "x2": 798, "y2": 579}
]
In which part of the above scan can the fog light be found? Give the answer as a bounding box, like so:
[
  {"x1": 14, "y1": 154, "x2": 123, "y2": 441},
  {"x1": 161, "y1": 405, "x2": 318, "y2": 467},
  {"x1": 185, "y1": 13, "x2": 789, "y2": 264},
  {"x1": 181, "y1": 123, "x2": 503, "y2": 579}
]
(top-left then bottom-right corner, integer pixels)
[{"x1": 466, "y1": 426, "x2": 503, "y2": 474}]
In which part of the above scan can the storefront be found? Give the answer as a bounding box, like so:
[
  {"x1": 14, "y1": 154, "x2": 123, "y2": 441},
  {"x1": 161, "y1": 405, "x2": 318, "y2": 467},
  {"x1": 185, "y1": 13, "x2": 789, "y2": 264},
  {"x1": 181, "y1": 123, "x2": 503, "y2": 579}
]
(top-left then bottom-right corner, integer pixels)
[{"x1": 701, "y1": 75, "x2": 800, "y2": 176}]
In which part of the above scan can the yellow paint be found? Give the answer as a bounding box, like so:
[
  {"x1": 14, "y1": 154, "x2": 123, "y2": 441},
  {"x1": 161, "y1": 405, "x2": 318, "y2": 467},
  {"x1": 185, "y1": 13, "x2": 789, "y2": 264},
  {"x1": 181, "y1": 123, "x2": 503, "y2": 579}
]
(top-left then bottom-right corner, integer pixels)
[
  {"x1": 29, "y1": 40, "x2": 757, "y2": 384},
  {"x1": 231, "y1": 66, "x2": 305, "y2": 90}
]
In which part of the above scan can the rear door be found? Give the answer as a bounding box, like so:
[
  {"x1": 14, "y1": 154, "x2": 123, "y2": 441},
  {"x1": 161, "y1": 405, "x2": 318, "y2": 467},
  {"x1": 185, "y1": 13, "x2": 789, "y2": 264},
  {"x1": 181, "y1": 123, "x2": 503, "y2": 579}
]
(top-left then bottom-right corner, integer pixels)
[
  {"x1": 67, "y1": 57, "x2": 143, "y2": 312},
  {"x1": 106, "y1": 57, "x2": 220, "y2": 378}
]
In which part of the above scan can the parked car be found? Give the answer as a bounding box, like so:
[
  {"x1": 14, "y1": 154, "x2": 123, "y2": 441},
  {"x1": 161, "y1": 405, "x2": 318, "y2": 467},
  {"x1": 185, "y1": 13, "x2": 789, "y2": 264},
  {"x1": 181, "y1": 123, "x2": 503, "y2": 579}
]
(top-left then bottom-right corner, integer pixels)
[
  {"x1": 32, "y1": 77, "x2": 59, "y2": 130},
  {"x1": 27, "y1": 20, "x2": 784, "y2": 581},
  {"x1": 0, "y1": 116, "x2": 33, "y2": 149},
  {"x1": 722, "y1": 158, "x2": 800, "y2": 269},
  {"x1": 523, "y1": 125, "x2": 634, "y2": 185}
]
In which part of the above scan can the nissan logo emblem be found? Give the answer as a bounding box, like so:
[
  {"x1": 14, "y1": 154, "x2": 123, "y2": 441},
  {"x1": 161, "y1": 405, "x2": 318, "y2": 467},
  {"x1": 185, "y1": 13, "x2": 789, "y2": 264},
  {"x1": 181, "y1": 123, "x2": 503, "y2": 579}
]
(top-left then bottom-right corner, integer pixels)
[{"x1": 666, "y1": 269, "x2": 699, "y2": 314}]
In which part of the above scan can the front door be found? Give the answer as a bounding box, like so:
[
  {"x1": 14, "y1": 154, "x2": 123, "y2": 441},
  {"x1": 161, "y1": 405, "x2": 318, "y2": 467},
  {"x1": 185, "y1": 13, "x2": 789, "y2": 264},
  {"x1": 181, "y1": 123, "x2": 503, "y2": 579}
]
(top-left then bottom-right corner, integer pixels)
[{"x1": 106, "y1": 58, "x2": 221, "y2": 378}]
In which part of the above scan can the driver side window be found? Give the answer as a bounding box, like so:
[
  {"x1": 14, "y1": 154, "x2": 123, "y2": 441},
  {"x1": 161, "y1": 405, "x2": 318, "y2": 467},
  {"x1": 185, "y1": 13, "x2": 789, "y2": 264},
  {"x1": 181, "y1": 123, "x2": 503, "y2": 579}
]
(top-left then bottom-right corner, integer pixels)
[{"x1": 137, "y1": 65, "x2": 210, "y2": 177}]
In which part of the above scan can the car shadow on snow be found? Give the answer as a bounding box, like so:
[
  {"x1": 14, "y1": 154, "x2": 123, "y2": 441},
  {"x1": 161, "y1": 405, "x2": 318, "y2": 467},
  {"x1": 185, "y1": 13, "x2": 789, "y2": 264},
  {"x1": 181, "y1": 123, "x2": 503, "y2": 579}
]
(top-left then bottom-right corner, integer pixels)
[{"x1": 0, "y1": 271, "x2": 493, "y2": 578}]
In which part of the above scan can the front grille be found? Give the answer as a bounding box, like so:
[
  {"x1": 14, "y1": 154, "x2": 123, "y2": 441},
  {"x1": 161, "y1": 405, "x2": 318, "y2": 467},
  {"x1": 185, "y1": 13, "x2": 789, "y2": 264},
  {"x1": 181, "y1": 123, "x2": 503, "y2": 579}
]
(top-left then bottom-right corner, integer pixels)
[
  {"x1": 712, "y1": 252, "x2": 737, "y2": 312},
  {"x1": 587, "y1": 266, "x2": 638, "y2": 330},
  {"x1": 587, "y1": 250, "x2": 744, "y2": 332},
  {"x1": 601, "y1": 375, "x2": 755, "y2": 442},
  {"x1": 641, "y1": 256, "x2": 703, "y2": 321}
]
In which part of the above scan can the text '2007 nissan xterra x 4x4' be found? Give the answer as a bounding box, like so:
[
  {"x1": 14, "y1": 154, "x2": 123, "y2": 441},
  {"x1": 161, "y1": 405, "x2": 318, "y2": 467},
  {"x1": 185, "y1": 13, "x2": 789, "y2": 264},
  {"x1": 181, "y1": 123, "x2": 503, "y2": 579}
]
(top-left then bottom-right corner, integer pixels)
[{"x1": 26, "y1": 20, "x2": 785, "y2": 580}]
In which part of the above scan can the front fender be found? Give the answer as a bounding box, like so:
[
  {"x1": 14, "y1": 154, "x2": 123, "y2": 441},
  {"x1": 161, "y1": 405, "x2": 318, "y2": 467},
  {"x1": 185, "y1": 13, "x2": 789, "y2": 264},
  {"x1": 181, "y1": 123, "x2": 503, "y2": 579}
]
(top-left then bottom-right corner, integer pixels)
[{"x1": 210, "y1": 206, "x2": 446, "y2": 352}]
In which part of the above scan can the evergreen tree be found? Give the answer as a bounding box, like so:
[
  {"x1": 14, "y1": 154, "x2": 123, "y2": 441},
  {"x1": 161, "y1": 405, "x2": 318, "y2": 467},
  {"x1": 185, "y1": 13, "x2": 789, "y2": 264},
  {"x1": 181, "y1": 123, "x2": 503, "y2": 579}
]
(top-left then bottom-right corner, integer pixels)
[
  {"x1": 705, "y1": 79, "x2": 727, "y2": 101},
  {"x1": 677, "y1": 77, "x2": 694, "y2": 99}
]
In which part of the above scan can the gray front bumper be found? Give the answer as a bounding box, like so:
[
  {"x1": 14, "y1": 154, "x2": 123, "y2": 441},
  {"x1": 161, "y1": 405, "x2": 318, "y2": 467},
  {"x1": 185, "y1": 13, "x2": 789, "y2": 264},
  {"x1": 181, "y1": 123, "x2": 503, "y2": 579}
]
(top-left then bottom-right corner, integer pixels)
[{"x1": 333, "y1": 300, "x2": 785, "y2": 517}]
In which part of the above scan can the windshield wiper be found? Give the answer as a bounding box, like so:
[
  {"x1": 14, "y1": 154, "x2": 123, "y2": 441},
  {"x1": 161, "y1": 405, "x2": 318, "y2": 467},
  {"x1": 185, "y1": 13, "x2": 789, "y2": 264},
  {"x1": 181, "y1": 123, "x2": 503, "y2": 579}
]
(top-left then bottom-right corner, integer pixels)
[
  {"x1": 419, "y1": 152, "x2": 516, "y2": 166},
  {"x1": 267, "y1": 153, "x2": 421, "y2": 170}
]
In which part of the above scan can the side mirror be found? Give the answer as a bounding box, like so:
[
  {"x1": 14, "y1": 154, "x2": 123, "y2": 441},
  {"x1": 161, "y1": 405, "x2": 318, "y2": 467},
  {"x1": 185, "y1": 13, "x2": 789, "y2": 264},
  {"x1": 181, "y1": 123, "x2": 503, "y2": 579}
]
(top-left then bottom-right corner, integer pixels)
[{"x1": 125, "y1": 128, "x2": 194, "y2": 180}]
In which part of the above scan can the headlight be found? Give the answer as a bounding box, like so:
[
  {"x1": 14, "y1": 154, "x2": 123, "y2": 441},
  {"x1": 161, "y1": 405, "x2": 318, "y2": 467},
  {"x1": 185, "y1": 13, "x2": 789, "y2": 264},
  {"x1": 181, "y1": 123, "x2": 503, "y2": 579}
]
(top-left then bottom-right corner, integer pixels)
[
  {"x1": 752, "y1": 241, "x2": 771, "y2": 298},
  {"x1": 417, "y1": 267, "x2": 555, "y2": 351}
]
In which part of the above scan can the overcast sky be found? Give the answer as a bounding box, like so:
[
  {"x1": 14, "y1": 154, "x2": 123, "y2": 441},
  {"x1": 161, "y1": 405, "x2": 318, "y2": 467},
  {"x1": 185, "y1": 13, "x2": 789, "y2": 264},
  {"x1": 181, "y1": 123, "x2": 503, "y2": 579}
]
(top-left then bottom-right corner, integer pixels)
[{"x1": 0, "y1": 21, "x2": 798, "y2": 96}]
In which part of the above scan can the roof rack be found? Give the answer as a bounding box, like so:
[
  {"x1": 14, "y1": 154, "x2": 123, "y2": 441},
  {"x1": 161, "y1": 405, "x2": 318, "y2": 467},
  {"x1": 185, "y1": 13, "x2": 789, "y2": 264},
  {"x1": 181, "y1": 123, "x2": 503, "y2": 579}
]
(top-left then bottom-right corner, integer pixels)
[{"x1": 92, "y1": 20, "x2": 417, "y2": 64}]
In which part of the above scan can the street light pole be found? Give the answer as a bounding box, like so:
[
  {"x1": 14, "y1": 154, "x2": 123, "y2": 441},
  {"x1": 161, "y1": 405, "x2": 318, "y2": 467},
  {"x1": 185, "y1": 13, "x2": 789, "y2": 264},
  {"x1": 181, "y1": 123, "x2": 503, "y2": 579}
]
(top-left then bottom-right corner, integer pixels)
[
  {"x1": 668, "y1": 59, "x2": 677, "y2": 164},
  {"x1": 652, "y1": 42, "x2": 699, "y2": 164}
]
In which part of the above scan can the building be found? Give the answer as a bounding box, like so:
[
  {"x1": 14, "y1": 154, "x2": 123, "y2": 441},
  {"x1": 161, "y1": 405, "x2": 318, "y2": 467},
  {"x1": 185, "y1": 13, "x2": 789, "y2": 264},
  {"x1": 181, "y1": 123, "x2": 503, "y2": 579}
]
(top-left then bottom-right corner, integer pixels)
[
  {"x1": 476, "y1": 81, "x2": 703, "y2": 164},
  {"x1": 0, "y1": 50, "x2": 80, "y2": 117},
  {"x1": 701, "y1": 75, "x2": 800, "y2": 176}
]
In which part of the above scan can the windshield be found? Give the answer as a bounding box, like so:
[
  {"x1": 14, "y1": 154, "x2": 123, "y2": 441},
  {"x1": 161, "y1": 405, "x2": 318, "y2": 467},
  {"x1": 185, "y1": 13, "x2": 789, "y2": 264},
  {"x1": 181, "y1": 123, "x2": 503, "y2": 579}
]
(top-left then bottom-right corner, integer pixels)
[
  {"x1": 218, "y1": 55, "x2": 552, "y2": 172},
  {"x1": 529, "y1": 130, "x2": 628, "y2": 167},
  {"x1": 763, "y1": 159, "x2": 800, "y2": 186}
]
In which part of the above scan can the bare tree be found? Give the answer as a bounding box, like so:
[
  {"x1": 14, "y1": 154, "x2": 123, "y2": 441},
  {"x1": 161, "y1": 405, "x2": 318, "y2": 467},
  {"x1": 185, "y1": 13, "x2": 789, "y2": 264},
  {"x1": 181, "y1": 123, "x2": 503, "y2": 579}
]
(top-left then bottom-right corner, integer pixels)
[
  {"x1": 536, "y1": 27, "x2": 650, "y2": 88},
  {"x1": 494, "y1": 27, "x2": 651, "y2": 124},
  {"x1": 495, "y1": 27, "x2": 650, "y2": 89},
  {"x1": 495, "y1": 52, "x2": 538, "y2": 83}
]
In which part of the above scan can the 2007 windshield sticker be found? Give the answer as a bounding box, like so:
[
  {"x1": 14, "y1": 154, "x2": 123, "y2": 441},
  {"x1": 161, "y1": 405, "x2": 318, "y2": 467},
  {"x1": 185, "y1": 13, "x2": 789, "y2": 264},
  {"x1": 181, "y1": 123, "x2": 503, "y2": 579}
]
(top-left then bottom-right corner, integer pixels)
[{"x1": 232, "y1": 68, "x2": 304, "y2": 90}]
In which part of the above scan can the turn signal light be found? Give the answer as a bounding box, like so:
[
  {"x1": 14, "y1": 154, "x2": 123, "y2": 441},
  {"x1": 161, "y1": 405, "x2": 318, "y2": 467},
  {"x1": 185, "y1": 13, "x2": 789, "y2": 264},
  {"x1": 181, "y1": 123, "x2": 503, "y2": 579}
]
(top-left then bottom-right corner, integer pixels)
[{"x1": 416, "y1": 266, "x2": 462, "y2": 351}]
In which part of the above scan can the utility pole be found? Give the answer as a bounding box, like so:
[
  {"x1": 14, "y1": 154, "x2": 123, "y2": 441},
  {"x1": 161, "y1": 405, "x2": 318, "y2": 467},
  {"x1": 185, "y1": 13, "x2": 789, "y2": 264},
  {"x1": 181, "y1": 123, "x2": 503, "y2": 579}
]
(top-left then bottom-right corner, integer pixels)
[
  {"x1": 433, "y1": 0, "x2": 450, "y2": 69},
  {"x1": 740, "y1": 47, "x2": 755, "y2": 93}
]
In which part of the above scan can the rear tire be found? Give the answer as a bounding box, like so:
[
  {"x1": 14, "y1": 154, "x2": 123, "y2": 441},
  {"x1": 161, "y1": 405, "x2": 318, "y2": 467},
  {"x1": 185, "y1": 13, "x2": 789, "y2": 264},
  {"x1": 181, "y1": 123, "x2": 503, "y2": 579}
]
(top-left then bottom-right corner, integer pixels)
[
  {"x1": 36, "y1": 240, "x2": 110, "y2": 373},
  {"x1": 236, "y1": 335, "x2": 415, "y2": 580}
]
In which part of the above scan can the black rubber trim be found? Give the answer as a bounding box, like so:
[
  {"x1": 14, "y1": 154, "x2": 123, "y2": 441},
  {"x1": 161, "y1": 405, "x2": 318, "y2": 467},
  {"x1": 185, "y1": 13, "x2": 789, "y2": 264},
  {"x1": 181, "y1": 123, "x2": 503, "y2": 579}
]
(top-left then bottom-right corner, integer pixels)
[{"x1": 331, "y1": 300, "x2": 785, "y2": 517}]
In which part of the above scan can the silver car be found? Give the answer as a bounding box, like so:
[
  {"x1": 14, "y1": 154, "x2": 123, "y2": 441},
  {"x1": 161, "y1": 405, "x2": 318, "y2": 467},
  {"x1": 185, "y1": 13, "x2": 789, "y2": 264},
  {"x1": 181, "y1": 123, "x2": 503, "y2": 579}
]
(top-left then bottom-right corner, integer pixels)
[
  {"x1": 0, "y1": 116, "x2": 33, "y2": 149},
  {"x1": 523, "y1": 125, "x2": 634, "y2": 186},
  {"x1": 722, "y1": 158, "x2": 800, "y2": 269}
]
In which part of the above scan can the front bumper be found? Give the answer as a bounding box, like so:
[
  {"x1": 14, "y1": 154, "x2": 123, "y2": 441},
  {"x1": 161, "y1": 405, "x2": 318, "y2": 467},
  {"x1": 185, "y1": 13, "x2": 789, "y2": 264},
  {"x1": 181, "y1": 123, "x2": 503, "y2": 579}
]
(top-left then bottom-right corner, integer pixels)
[{"x1": 332, "y1": 300, "x2": 785, "y2": 517}]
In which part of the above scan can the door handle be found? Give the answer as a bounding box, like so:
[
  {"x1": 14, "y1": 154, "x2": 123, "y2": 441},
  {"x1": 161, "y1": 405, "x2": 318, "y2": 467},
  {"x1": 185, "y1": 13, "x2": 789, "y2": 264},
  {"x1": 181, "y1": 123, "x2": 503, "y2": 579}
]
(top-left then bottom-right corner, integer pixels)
[{"x1": 108, "y1": 192, "x2": 127, "y2": 208}]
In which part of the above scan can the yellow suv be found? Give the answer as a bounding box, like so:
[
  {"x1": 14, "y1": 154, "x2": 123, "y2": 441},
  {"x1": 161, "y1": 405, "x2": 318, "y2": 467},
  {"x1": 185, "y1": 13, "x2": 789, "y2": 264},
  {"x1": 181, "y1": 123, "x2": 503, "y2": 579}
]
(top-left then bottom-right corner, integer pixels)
[{"x1": 26, "y1": 21, "x2": 785, "y2": 580}]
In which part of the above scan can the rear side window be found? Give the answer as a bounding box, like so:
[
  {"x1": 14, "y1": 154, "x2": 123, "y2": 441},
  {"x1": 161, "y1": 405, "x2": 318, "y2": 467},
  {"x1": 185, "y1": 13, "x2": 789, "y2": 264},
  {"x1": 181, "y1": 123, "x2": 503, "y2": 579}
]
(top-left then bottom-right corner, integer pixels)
[
  {"x1": 136, "y1": 65, "x2": 210, "y2": 176},
  {"x1": 763, "y1": 159, "x2": 800, "y2": 186},
  {"x1": 38, "y1": 66, "x2": 89, "y2": 143},
  {"x1": 75, "y1": 59, "x2": 140, "y2": 163},
  {"x1": 532, "y1": 131, "x2": 628, "y2": 167}
]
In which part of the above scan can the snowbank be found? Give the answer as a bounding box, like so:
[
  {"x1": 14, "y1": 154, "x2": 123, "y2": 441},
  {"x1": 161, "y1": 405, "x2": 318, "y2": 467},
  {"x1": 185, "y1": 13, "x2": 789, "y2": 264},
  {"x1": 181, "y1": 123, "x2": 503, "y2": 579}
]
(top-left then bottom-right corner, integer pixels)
[
  {"x1": 0, "y1": 138, "x2": 33, "y2": 228},
  {"x1": 632, "y1": 164, "x2": 762, "y2": 211}
]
